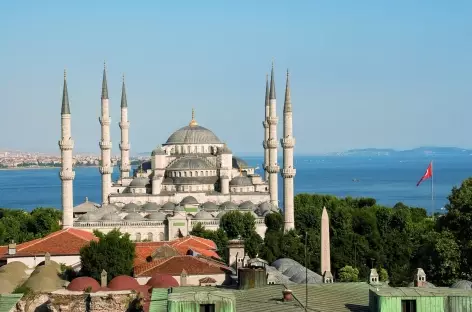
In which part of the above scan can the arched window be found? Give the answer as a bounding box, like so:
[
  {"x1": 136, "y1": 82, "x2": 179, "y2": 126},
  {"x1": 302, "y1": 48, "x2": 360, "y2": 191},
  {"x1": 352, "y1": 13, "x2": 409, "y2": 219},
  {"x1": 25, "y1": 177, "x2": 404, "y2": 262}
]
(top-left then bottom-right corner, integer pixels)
[
  {"x1": 158, "y1": 232, "x2": 165, "y2": 241},
  {"x1": 184, "y1": 171, "x2": 187, "y2": 177},
  {"x1": 136, "y1": 233, "x2": 141, "y2": 242},
  {"x1": 189, "y1": 171, "x2": 193, "y2": 177},
  {"x1": 147, "y1": 232, "x2": 153, "y2": 241},
  {"x1": 179, "y1": 172, "x2": 182, "y2": 177},
  {"x1": 195, "y1": 171, "x2": 198, "y2": 177}
]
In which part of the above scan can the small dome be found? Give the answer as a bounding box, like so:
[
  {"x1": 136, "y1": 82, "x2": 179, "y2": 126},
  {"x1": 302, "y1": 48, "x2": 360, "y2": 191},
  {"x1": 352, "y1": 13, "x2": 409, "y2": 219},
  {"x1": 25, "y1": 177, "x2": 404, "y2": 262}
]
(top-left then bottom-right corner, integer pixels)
[
  {"x1": 201, "y1": 201, "x2": 219, "y2": 211},
  {"x1": 151, "y1": 146, "x2": 166, "y2": 156},
  {"x1": 67, "y1": 277, "x2": 101, "y2": 292},
  {"x1": 130, "y1": 177, "x2": 149, "y2": 188},
  {"x1": 0, "y1": 261, "x2": 28, "y2": 274},
  {"x1": 216, "y1": 211, "x2": 228, "y2": 219},
  {"x1": 101, "y1": 212, "x2": 122, "y2": 221},
  {"x1": 145, "y1": 212, "x2": 167, "y2": 221},
  {"x1": 99, "y1": 204, "x2": 118, "y2": 214},
  {"x1": 220, "y1": 201, "x2": 238, "y2": 210},
  {"x1": 122, "y1": 203, "x2": 140, "y2": 212},
  {"x1": 258, "y1": 201, "x2": 274, "y2": 211},
  {"x1": 230, "y1": 176, "x2": 253, "y2": 186},
  {"x1": 239, "y1": 201, "x2": 255, "y2": 210},
  {"x1": 174, "y1": 205, "x2": 185, "y2": 212},
  {"x1": 124, "y1": 212, "x2": 144, "y2": 221},
  {"x1": 108, "y1": 275, "x2": 140, "y2": 291},
  {"x1": 232, "y1": 156, "x2": 249, "y2": 169},
  {"x1": 141, "y1": 202, "x2": 161, "y2": 212},
  {"x1": 78, "y1": 212, "x2": 100, "y2": 222},
  {"x1": 194, "y1": 211, "x2": 214, "y2": 220},
  {"x1": 165, "y1": 125, "x2": 221, "y2": 145},
  {"x1": 162, "y1": 202, "x2": 176, "y2": 210},
  {"x1": 74, "y1": 198, "x2": 99, "y2": 214},
  {"x1": 167, "y1": 157, "x2": 213, "y2": 170},
  {"x1": 272, "y1": 258, "x2": 302, "y2": 272},
  {"x1": 451, "y1": 280, "x2": 472, "y2": 290},
  {"x1": 180, "y1": 196, "x2": 199, "y2": 205},
  {"x1": 146, "y1": 274, "x2": 179, "y2": 288}
]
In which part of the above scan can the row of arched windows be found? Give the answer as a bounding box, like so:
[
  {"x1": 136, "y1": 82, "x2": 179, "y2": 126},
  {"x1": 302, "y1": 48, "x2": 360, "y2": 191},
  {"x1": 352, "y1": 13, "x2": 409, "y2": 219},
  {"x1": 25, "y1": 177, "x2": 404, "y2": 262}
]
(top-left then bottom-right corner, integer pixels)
[
  {"x1": 134, "y1": 232, "x2": 165, "y2": 242},
  {"x1": 169, "y1": 170, "x2": 217, "y2": 178}
]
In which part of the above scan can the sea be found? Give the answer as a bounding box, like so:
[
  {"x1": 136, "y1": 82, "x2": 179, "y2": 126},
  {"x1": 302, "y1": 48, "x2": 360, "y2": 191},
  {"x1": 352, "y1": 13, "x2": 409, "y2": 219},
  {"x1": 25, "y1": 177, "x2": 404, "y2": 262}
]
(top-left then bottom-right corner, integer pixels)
[{"x1": 0, "y1": 155, "x2": 471, "y2": 214}]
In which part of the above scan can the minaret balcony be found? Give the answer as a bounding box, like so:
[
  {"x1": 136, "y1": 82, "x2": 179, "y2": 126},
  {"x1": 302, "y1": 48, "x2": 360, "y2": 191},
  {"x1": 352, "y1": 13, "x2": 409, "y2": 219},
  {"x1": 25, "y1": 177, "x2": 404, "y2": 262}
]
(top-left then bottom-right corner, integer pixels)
[
  {"x1": 267, "y1": 165, "x2": 280, "y2": 173},
  {"x1": 262, "y1": 140, "x2": 268, "y2": 149},
  {"x1": 119, "y1": 143, "x2": 130, "y2": 150},
  {"x1": 280, "y1": 137, "x2": 296, "y2": 148},
  {"x1": 58, "y1": 139, "x2": 74, "y2": 150},
  {"x1": 59, "y1": 170, "x2": 75, "y2": 180},
  {"x1": 281, "y1": 168, "x2": 296, "y2": 178},
  {"x1": 267, "y1": 139, "x2": 279, "y2": 149},
  {"x1": 99, "y1": 166, "x2": 113, "y2": 174},
  {"x1": 99, "y1": 141, "x2": 112, "y2": 150},
  {"x1": 98, "y1": 117, "x2": 111, "y2": 126},
  {"x1": 262, "y1": 120, "x2": 269, "y2": 129},
  {"x1": 120, "y1": 165, "x2": 130, "y2": 172},
  {"x1": 267, "y1": 116, "x2": 279, "y2": 125},
  {"x1": 119, "y1": 121, "x2": 130, "y2": 129}
]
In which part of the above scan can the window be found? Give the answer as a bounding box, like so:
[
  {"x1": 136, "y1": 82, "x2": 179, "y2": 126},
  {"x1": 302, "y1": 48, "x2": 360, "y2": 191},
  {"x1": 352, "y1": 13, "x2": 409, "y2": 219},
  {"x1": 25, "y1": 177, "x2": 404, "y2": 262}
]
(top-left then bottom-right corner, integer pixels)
[
  {"x1": 401, "y1": 300, "x2": 416, "y2": 312},
  {"x1": 135, "y1": 233, "x2": 141, "y2": 242},
  {"x1": 200, "y1": 304, "x2": 215, "y2": 312},
  {"x1": 147, "y1": 232, "x2": 153, "y2": 241}
]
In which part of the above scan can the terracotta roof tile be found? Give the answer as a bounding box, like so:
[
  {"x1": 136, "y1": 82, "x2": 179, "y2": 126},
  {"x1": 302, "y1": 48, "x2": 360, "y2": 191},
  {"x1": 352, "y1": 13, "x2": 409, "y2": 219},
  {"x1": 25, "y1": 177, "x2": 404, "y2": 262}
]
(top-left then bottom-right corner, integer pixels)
[{"x1": 134, "y1": 255, "x2": 230, "y2": 277}]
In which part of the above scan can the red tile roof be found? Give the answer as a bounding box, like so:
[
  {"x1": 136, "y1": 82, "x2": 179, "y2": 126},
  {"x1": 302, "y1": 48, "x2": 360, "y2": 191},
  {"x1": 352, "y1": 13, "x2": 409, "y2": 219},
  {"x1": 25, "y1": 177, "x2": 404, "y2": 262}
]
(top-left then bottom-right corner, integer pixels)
[
  {"x1": 134, "y1": 255, "x2": 230, "y2": 277},
  {"x1": 0, "y1": 228, "x2": 96, "y2": 259}
]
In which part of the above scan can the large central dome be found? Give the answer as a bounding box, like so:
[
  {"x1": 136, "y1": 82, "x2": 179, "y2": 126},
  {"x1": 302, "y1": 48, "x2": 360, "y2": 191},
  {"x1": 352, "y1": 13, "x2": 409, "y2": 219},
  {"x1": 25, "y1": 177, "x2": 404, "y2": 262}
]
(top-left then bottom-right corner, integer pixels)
[{"x1": 165, "y1": 110, "x2": 222, "y2": 145}]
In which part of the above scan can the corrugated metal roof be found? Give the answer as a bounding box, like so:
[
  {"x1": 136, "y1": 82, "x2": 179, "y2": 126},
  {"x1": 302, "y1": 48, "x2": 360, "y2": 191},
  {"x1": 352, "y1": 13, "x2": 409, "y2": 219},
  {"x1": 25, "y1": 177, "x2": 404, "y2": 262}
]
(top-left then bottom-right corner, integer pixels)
[
  {"x1": 373, "y1": 287, "x2": 472, "y2": 297},
  {"x1": 0, "y1": 294, "x2": 23, "y2": 312},
  {"x1": 148, "y1": 288, "x2": 168, "y2": 312}
]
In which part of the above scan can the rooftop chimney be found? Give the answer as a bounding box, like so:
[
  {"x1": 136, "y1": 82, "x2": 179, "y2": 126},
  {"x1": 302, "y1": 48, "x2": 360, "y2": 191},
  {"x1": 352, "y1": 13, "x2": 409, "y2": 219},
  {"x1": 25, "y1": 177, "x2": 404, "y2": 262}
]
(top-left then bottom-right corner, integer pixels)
[
  {"x1": 101, "y1": 269, "x2": 108, "y2": 287},
  {"x1": 7, "y1": 241, "x2": 16, "y2": 255},
  {"x1": 282, "y1": 289, "x2": 293, "y2": 302},
  {"x1": 369, "y1": 268, "x2": 379, "y2": 285},
  {"x1": 414, "y1": 268, "x2": 427, "y2": 287},
  {"x1": 45, "y1": 252, "x2": 51, "y2": 265}
]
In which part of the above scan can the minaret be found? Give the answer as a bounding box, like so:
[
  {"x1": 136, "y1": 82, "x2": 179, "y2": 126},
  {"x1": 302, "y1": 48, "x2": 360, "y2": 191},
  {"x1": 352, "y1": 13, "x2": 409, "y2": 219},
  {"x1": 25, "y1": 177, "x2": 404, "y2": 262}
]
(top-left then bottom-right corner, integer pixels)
[
  {"x1": 262, "y1": 74, "x2": 270, "y2": 181},
  {"x1": 99, "y1": 63, "x2": 113, "y2": 204},
  {"x1": 321, "y1": 207, "x2": 333, "y2": 283},
  {"x1": 281, "y1": 70, "x2": 296, "y2": 231},
  {"x1": 119, "y1": 74, "x2": 130, "y2": 180},
  {"x1": 267, "y1": 62, "x2": 280, "y2": 207},
  {"x1": 58, "y1": 70, "x2": 75, "y2": 228}
]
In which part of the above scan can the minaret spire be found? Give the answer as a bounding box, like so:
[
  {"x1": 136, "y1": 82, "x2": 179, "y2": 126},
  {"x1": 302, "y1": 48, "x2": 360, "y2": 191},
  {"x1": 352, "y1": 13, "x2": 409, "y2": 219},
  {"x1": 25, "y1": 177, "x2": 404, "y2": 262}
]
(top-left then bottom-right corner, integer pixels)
[
  {"x1": 58, "y1": 70, "x2": 75, "y2": 228},
  {"x1": 119, "y1": 73, "x2": 130, "y2": 180},
  {"x1": 99, "y1": 64, "x2": 113, "y2": 204},
  {"x1": 281, "y1": 69, "x2": 296, "y2": 231},
  {"x1": 262, "y1": 74, "x2": 270, "y2": 181},
  {"x1": 267, "y1": 61, "x2": 280, "y2": 207}
]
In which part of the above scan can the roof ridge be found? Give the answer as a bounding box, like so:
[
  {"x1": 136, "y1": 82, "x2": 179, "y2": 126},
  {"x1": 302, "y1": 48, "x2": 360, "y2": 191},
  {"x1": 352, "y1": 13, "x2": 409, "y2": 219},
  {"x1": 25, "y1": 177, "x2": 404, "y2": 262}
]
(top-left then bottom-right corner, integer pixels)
[
  {"x1": 67, "y1": 228, "x2": 96, "y2": 241},
  {"x1": 17, "y1": 229, "x2": 66, "y2": 251},
  {"x1": 137, "y1": 256, "x2": 174, "y2": 276}
]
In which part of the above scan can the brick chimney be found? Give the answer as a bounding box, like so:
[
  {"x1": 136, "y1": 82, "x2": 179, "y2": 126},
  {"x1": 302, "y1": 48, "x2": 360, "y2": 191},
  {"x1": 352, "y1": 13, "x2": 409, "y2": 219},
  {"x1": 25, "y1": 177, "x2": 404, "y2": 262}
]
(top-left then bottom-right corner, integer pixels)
[
  {"x1": 282, "y1": 289, "x2": 293, "y2": 302},
  {"x1": 7, "y1": 241, "x2": 16, "y2": 255}
]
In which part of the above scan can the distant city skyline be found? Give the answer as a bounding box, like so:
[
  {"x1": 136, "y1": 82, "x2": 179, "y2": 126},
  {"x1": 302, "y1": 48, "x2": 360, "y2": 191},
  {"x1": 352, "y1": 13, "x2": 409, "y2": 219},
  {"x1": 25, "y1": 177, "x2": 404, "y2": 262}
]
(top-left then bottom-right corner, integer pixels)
[{"x1": 1, "y1": 1, "x2": 471, "y2": 155}]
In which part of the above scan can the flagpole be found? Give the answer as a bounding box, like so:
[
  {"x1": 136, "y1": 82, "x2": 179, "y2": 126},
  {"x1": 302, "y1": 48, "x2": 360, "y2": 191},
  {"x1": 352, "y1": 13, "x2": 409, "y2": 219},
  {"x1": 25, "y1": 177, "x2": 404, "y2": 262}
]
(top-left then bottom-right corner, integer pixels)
[{"x1": 431, "y1": 160, "x2": 434, "y2": 218}]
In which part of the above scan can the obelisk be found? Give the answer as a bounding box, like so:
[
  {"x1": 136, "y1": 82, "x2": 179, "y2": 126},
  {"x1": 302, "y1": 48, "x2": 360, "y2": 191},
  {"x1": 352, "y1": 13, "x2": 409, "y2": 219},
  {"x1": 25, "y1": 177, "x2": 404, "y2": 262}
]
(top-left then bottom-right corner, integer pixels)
[{"x1": 321, "y1": 207, "x2": 333, "y2": 283}]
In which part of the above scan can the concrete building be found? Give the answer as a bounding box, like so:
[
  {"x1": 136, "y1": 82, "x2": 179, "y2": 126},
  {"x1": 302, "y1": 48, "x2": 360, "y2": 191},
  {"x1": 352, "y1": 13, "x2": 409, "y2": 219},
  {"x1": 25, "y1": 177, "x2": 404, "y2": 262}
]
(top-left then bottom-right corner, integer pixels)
[{"x1": 59, "y1": 63, "x2": 296, "y2": 241}]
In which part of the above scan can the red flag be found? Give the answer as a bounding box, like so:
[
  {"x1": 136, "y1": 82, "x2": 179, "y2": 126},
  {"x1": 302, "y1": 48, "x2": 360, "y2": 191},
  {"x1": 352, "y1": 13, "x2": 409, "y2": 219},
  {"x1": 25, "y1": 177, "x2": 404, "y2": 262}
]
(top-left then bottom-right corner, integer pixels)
[{"x1": 417, "y1": 162, "x2": 433, "y2": 187}]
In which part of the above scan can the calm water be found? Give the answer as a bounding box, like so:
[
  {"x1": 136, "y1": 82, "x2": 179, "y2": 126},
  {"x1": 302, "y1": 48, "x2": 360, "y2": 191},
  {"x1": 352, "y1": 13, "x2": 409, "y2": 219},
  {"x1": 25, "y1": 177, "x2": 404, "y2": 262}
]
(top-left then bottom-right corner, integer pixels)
[{"x1": 0, "y1": 155, "x2": 471, "y2": 214}]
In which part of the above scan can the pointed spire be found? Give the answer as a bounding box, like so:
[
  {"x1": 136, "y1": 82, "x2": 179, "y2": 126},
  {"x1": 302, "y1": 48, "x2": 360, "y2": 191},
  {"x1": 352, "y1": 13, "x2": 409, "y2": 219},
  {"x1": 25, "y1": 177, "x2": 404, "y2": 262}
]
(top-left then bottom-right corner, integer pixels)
[
  {"x1": 265, "y1": 74, "x2": 269, "y2": 107},
  {"x1": 61, "y1": 69, "x2": 70, "y2": 114},
  {"x1": 189, "y1": 108, "x2": 198, "y2": 127},
  {"x1": 284, "y1": 69, "x2": 292, "y2": 113},
  {"x1": 101, "y1": 62, "x2": 108, "y2": 99},
  {"x1": 121, "y1": 74, "x2": 127, "y2": 108},
  {"x1": 269, "y1": 60, "x2": 276, "y2": 100}
]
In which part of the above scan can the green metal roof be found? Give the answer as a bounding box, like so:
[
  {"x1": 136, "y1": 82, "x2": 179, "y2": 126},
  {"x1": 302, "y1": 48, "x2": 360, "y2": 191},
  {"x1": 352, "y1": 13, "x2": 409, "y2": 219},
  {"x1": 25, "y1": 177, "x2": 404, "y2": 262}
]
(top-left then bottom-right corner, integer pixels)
[
  {"x1": 0, "y1": 294, "x2": 23, "y2": 312},
  {"x1": 148, "y1": 288, "x2": 168, "y2": 312},
  {"x1": 373, "y1": 287, "x2": 472, "y2": 297}
]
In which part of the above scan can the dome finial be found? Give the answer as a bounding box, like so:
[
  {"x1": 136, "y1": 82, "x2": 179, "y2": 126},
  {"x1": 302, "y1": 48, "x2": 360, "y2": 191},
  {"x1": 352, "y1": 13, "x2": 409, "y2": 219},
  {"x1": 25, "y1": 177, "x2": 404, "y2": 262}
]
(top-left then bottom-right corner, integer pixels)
[{"x1": 189, "y1": 108, "x2": 198, "y2": 127}]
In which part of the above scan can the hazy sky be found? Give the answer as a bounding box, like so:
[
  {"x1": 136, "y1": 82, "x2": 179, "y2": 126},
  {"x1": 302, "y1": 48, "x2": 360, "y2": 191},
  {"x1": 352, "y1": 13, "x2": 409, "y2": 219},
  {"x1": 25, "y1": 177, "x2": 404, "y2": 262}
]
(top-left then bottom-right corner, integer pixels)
[{"x1": 1, "y1": 1, "x2": 471, "y2": 155}]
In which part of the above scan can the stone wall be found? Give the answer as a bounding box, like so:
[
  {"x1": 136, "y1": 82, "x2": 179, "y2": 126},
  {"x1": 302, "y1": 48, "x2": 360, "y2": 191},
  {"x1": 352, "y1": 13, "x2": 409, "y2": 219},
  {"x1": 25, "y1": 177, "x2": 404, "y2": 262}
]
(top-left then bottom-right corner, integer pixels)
[{"x1": 13, "y1": 290, "x2": 143, "y2": 312}]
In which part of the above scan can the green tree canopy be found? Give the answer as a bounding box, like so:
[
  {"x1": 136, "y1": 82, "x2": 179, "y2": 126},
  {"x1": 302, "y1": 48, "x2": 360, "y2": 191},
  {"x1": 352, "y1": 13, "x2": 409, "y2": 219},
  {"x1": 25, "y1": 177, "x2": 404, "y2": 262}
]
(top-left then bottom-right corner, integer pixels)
[
  {"x1": 80, "y1": 229, "x2": 135, "y2": 282},
  {"x1": 339, "y1": 265, "x2": 359, "y2": 282}
]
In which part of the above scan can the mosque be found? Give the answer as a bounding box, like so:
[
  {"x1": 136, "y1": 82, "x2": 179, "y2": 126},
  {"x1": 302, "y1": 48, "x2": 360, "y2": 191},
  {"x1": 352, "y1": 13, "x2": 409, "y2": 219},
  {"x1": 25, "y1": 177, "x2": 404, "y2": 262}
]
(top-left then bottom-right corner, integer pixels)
[{"x1": 58, "y1": 63, "x2": 296, "y2": 241}]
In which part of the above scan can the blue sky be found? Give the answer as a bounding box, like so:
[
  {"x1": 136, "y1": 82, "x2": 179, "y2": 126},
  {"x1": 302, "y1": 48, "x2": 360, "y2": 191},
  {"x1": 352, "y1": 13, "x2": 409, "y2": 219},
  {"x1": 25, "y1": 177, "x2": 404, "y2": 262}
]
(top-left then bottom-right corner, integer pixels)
[{"x1": 1, "y1": 1, "x2": 471, "y2": 155}]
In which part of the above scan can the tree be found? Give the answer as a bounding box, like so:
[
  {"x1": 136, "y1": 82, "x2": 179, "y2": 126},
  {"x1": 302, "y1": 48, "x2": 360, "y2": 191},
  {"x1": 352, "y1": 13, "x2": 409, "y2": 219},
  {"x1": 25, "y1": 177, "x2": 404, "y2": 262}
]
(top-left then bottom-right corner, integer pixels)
[
  {"x1": 338, "y1": 265, "x2": 359, "y2": 282},
  {"x1": 190, "y1": 223, "x2": 229, "y2": 262},
  {"x1": 80, "y1": 229, "x2": 135, "y2": 282},
  {"x1": 28, "y1": 208, "x2": 61, "y2": 236},
  {"x1": 264, "y1": 212, "x2": 284, "y2": 233},
  {"x1": 379, "y1": 268, "x2": 389, "y2": 282},
  {"x1": 220, "y1": 211, "x2": 256, "y2": 239},
  {"x1": 244, "y1": 231, "x2": 263, "y2": 258}
]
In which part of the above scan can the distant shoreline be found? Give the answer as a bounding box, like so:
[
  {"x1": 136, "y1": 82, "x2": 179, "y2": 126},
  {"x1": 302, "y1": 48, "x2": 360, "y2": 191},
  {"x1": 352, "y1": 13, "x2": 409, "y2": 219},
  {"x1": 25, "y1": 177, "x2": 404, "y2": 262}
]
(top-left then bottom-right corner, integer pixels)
[{"x1": 0, "y1": 165, "x2": 100, "y2": 171}]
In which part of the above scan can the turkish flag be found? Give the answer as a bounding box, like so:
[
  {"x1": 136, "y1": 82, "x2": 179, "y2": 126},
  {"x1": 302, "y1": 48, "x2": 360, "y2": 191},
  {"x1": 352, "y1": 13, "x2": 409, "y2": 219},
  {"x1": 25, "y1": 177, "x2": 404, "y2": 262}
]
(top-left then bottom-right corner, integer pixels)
[{"x1": 416, "y1": 162, "x2": 433, "y2": 187}]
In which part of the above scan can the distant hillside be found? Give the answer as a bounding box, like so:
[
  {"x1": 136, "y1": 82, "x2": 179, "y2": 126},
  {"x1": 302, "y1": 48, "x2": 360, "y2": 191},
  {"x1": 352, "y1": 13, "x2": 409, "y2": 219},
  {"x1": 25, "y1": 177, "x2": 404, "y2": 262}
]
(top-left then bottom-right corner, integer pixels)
[{"x1": 333, "y1": 147, "x2": 472, "y2": 157}]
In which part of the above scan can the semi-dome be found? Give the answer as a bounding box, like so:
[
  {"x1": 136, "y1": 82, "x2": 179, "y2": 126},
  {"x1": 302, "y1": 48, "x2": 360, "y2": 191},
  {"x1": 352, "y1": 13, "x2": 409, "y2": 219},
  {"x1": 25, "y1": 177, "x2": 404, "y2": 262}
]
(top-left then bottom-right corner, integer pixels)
[
  {"x1": 451, "y1": 280, "x2": 472, "y2": 290},
  {"x1": 258, "y1": 201, "x2": 275, "y2": 211},
  {"x1": 220, "y1": 201, "x2": 238, "y2": 210},
  {"x1": 165, "y1": 125, "x2": 221, "y2": 145},
  {"x1": 78, "y1": 212, "x2": 100, "y2": 222},
  {"x1": 232, "y1": 156, "x2": 249, "y2": 169},
  {"x1": 151, "y1": 146, "x2": 166, "y2": 156},
  {"x1": 129, "y1": 177, "x2": 149, "y2": 188},
  {"x1": 141, "y1": 202, "x2": 161, "y2": 212},
  {"x1": 124, "y1": 212, "x2": 144, "y2": 221},
  {"x1": 146, "y1": 274, "x2": 179, "y2": 288},
  {"x1": 162, "y1": 202, "x2": 176, "y2": 210},
  {"x1": 101, "y1": 212, "x2": 122, "y2": 221},
  {"x1": 201, "y1": 201, "x2": 219, "y2": 211},
  {"x1": 194, "y1": 211, "x2": 214, "y2": 220},
  {"x1": 230, "y1": 176, "x2": 253, "y2": 186},
  {"x1": 122, "y1": 203, "x2": 140, "y2": 212},
  {"x1": 145, "y1": 212, "x2": 167, "y2": 221},
  {"x1": 217, "y1": 145, "x2": 232, "y2": 155},
  {"x1": 272, "y1": 258, "x2": 302, "y2": 272},
  {"x1": 67, "y1": 277, "x2": 101, "y2": 292},
  {"x1": 239, "y1": 201, "x2": 255, "y2": 210},
  {"x1": 108, "y1": 275, "x2": 140, "y2": 291},
  {"x1": 167, "y1": 157, "x2": 213, "y2": 170},
  {"x1": 180, "y1": 196, "x2": 199, "y2": 205}
]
